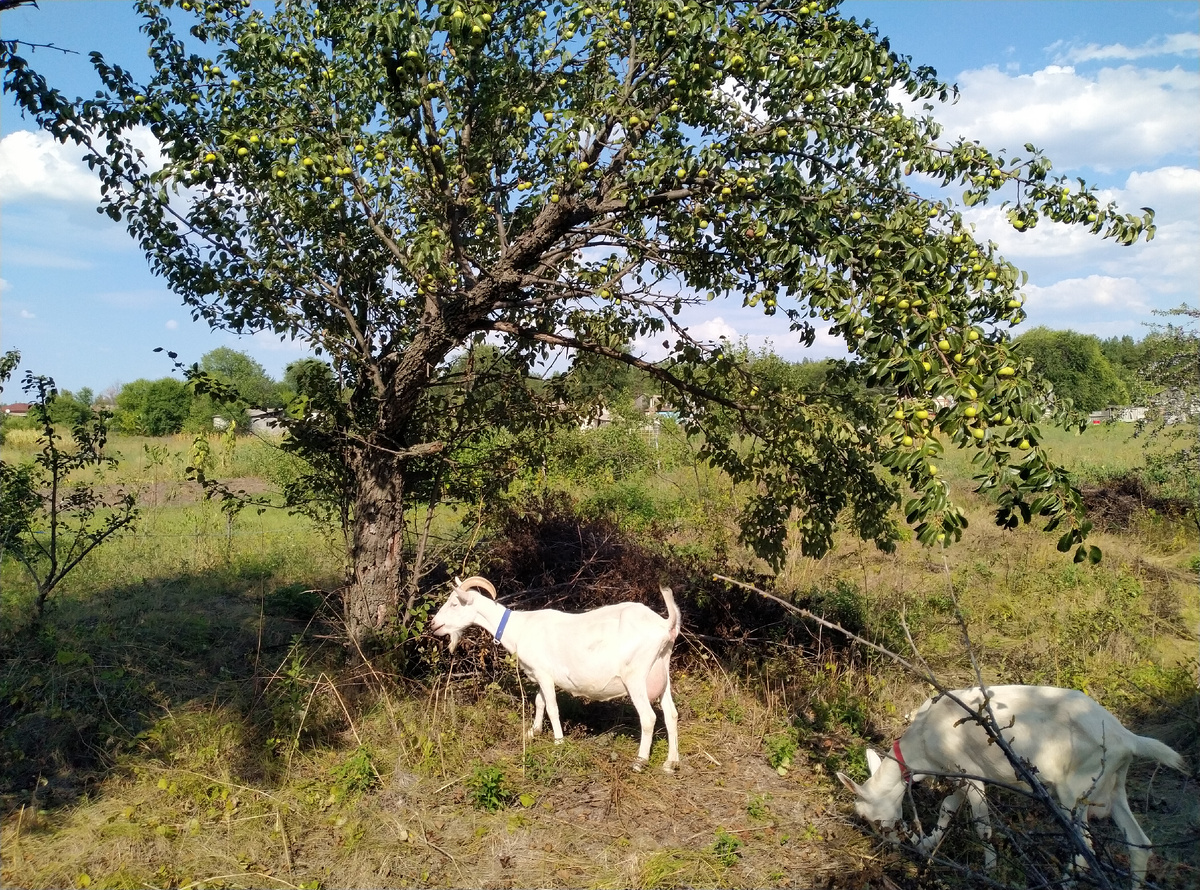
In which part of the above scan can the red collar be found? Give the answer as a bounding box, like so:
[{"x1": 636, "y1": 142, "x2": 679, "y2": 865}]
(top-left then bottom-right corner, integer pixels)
[{"x1": 893, "y1": 739, "x2": 912, "y2": 784}]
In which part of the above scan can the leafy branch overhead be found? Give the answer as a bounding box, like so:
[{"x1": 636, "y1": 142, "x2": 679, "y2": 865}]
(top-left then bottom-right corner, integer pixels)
[{"x1": 1, "y1": 1, "x2": 1152, "y2": 616}]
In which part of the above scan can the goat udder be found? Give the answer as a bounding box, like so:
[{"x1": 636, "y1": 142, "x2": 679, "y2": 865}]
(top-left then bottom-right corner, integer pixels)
[{"x1": 646, "y1": 661, "x2": 668, "y2": 702}]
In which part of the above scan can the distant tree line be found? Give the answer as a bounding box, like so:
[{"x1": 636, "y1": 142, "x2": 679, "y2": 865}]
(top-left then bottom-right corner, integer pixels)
[
  {"x1": 0, "y1": 328, "x2": 1178, "y2": 439},
  {"x1": 1015, "y1": 327, "x2": 1165, "y2": 414},
  {"x1": 2, "y1": 348, "x2": 326, "y2": 438}
]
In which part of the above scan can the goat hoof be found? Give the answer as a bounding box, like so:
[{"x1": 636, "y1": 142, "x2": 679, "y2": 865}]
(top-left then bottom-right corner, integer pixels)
[
  {"x1": 662, "y1": 760, "x2": 679, "y2": 775},
  {"x1": 632, "y1": 758, "x2": 648, "y2": 773},
  {"x1": 553, "y1": 738, "x2": 565, "y2": 746}
]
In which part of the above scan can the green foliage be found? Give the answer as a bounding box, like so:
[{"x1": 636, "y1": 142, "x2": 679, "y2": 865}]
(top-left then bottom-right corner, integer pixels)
[
  {"x1": 1015, "y1": 327, "x2": 1129, "y2": 412},
  {"x1": 264, "y1": 640, "x2": 312, "y2": 758},
  {"x1": 264, "y1": 582, "x2": 326, "y2": 622},
  {"x1": 329, "y1": 745, "x2": 380, "y2": 800},
  {"x1": 745, "y1": 792, "x2": 771, "y2": 822},
  {"x1": 1, "y1": 0, "x2": 1155, "y2": 640},
  {"x1": 1132, "y1": 305, "x2": 1199, "y2": 518},
  {"x1": 0, "y1": 371, "x2": 139, "y2": 620},
  {"x1": 763, "y1": 732, "x2": 797, "y2": 772},
  {"x1": 44, "y1": 387, "x2": 95, "y2": 427},
  {"x1": 115, "y1": 376, "x2": 194, "y2": 436},
  {"x1": 465, "y1": 762, "x2": 513, "y2": 812},
  {"x1": 711, "y1": 828, "x2": 744, "y2": 867},
  {"x1": 550, "y1": 420, "x2": 657, "y2": 484},
  {"x1": 803, "y1": 581, "x2": 868, "y2": 637}
]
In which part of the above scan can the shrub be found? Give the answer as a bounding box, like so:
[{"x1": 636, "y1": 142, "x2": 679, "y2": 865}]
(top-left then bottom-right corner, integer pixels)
[{"x1": 465, "y1": 763, "x2": 513, "y2": 812}]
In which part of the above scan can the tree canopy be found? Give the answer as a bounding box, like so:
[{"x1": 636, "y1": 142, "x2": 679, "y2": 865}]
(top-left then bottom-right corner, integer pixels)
[
  {"x1": 2, "y1": 0, "x2": 1154, "y2": 641},
  {"x1": 1015, "y1": 327, "x2": 1129, "y2": 414},
  {"x1": 114, "y1": 376, "x2": 193, "y2": 436}
]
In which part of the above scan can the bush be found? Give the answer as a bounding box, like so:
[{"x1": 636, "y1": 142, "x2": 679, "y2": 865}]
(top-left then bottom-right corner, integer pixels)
[{"x1": 547, "y1": 420, "x2": 656, "y2": 483}]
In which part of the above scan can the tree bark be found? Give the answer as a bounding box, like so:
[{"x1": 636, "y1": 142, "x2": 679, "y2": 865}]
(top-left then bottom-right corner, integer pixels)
[{"x1": 344, "y1": 443, "x2": 407, "y2": 646}]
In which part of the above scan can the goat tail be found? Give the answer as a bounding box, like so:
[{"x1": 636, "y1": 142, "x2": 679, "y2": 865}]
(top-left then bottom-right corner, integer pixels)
[
  {"x1": 455, "y1": 575, "x2": 498, "y2": 600},
  {"x1": 660, "y1": 586, "x2": 681, "y2": 641},
  {"x1": 1133, "y1": 734, "x2": 1187, "y2": 774}
]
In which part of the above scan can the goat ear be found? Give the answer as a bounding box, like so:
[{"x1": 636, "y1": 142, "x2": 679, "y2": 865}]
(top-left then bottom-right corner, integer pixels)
[
  {"x1": 836, "y1": 771, "x2": 861, "y2": 796},
  {"x1": 865, "y1": 748, "x2": 883, "y2": 775}
]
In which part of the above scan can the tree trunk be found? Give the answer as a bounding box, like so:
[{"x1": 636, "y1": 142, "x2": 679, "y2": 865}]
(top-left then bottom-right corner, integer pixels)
[{"x1": 344, "y1": 444, "x2": 407, "y2": 646}]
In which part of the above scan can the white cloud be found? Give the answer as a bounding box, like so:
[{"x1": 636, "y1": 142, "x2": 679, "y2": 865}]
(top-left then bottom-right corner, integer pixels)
[
  {"x1": 931, "y1": 63, "x2": 1198, "y2": 172},
  {"x1": 686, "y1": 316, "x2": 740, "y2": 344},
  {"x1": 20, "y1": 308, "x2": 36, "y2": 319},
  {"x1": 1109, "y1": 165, "x2": 1200, "y2": 223},
  {"x1": 0, "y1": 130, "x2": 101, "y2": 204},
  {"x1": 961, "y1": 166, "x2": 1199, "y2": 307},
  {"x1": 0, "y1": 126, "x2": 165, "y2": 205},
  {"x1": 165, "y1": 319, "x2": 178, "y2": 330},
  {"x1": 1048, "y1": 33, "x2": 1200, "y2": 64},
  {"x1": 0, "y1": 277, "x2": 9, "y2": 292},
  {"x1": 1023, "y1": 275, "x2": 1149, "y2": 314}
]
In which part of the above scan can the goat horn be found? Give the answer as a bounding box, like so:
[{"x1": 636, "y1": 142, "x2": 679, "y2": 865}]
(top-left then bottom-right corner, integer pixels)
[{"x1": 456, "y1": 575, "x2": 497, "y2": 599}]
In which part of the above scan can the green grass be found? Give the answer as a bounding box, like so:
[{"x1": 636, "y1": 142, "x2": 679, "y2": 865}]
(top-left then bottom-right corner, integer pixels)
[{"x1": 2, "y1": 424, "x2": 1197, "y2": 890}]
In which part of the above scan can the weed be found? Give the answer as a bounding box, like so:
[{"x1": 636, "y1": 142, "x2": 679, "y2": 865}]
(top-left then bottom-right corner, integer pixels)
[
  {"x1": 825, "y1": 743, "x2": 869, "y2": 783},
  {"x1": 329, "y1": 745, "x2": 380, "y2": 800},
  {"x1": 265, "y1": 643, "x2": 309, "y2": 754},
  {"x1": 466, "y1": 762, "x2": 513, "y2": 812},
  {"x1": 763, "y1": 733, "x2": 797, "y2": 773},
  {"x1": 265, "y1": 583, "x2": 326, "y2": 621},
  {"x1": 711, "y1": 828, "x2": 744, "y2": 867},
  {"x1": 746, "y1": 792, "x2": 772, "y2": 821}
]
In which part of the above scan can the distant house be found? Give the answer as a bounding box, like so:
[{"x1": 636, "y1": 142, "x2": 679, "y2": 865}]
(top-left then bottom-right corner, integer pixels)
[
  {"x1": 2, "y1": 403, "x2": 31, "y2": 417},
  {"x1": 1088, "y1": 406, "x2": 1149, "y2": 424},
  {"x1": 247, "y1": 409, "x2": 284, "y2": 435}
]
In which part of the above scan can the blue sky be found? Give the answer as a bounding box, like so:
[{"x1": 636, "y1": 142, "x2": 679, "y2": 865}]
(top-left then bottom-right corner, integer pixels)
[{"x1": 1, "y1": 1, "x2": 1197, "y2": 396}]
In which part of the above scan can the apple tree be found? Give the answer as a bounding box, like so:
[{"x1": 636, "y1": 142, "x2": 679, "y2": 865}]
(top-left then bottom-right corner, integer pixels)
[{"x1": 2, "y1": 0, "x2": 1153, "y2": 644}]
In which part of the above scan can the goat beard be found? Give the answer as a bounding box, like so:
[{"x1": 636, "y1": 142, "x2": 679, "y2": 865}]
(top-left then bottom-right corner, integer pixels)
[{"x1": 446, "y1": 630, "x2": 461, "y2": 653}]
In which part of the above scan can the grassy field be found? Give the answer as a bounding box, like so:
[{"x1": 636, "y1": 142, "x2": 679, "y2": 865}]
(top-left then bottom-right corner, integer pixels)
[{"x1": 1, "y1": 422, "x2": 1196, "y2": 889}]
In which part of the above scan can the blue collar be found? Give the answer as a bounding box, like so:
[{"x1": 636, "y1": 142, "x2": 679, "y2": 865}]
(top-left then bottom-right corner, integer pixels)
[{"x1": 494, "y1": 608, "x2": 511, "y2": 643}]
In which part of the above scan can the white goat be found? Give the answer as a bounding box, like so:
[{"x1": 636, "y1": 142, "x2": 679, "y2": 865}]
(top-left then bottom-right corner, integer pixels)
[
  {"x1": 837, "y1": 684, "x2": 1187, "y2": 887},
  {"x1": 430, "y1": 576, "x2": 682, "y2": 772}
]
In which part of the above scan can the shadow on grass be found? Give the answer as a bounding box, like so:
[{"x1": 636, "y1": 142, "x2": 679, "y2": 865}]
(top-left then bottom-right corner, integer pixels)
[{"x1": 0, "y1": 565, "x2": 343, "y2": 817}]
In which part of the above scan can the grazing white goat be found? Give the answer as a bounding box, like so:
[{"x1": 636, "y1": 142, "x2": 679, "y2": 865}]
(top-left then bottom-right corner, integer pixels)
[
  {"x1": 837, "y1": 684, "x2": 1187, "y2": 887},
  {"x1": 430, "y1": 576, "x2": 682, "y2": 772}
]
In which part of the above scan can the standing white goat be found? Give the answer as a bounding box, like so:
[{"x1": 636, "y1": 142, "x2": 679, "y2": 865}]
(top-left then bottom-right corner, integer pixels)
[
  {"x1": 837, "y1": 684, "x2": 1187, "y2": 887},
  {"x1": 430, "y1": 576, "x2": 682, "y2": 772}
]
